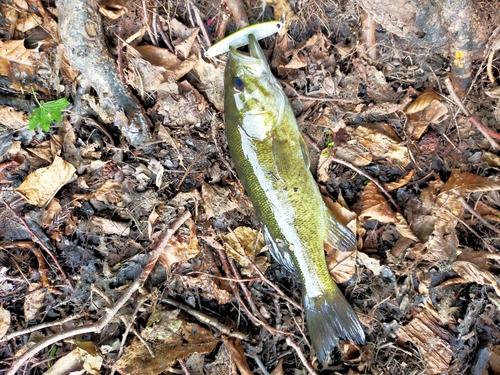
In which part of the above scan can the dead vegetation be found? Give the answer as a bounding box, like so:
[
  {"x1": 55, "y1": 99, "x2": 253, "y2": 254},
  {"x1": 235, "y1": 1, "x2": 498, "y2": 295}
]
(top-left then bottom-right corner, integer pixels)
[{"x1": 1, "y1": 0, "x2": 500, "y2": 374}]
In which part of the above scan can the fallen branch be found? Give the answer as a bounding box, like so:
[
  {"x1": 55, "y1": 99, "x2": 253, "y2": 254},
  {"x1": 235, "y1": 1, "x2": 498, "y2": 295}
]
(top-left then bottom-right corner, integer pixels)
[
  {"x1": 286, "y1": 337, "x2": 318, "y2": 375},
  {"x1": 6, "y1": 210, "x2": 191, "y2": 375}
]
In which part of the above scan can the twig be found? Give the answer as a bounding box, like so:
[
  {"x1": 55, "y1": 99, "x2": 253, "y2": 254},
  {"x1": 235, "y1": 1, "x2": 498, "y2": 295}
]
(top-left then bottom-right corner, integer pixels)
[
  {"x1": 330, "y1": 157, "x2": 402, "y2": 214},
  {"x1": 176, "y1": 143, "x2": 207, "y2": 191},
  {"x1": 156, "y1": 14, "x2": 174, "y2": 53},
  {"x1": 117, "y1": 12, "x2": 126, "y2": 84},
  {"x1": 453, "y1": 213, "x2": 496, "y2": 253},
  {"x1": 453, "y1": 190, "x2": 500, "y2": 236},
  {"x1": 282, "y1": 81, "x2": 352, "y2": 103},
  {"x1": 3, "y1": 202, "x2": 74, "y2": 291},
  {"x1": 444, "y1": 78, "x2": 500, "y2": 150},
  {"x1": 162, "y1": 297, "x2": 247, "y2": 340},
  {"x1": 189, "y1": 1, "x2": 211, "y2": 48},
  {"x1": 286, "y1": 337, "x2": 318, "y2": 375},
  {"x1": 0, "y1": 314, "x2": 84, "y2": 343},
  {"x1": 178, "y1": 359, "x2": 191, "y2": 375},
  {"x1": 6, "y1": 210, "x2": 191, "y2": 375}
]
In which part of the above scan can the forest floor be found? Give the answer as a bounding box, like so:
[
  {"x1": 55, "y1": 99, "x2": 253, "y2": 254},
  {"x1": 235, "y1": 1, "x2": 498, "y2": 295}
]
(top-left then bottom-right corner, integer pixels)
[{"x1": 1, "y1": 0, "x2": 500, "y2": 374}]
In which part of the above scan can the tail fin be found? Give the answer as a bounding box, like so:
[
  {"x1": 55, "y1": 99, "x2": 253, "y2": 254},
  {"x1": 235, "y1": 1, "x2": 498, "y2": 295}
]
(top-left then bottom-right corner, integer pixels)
[{"x1": 304, "y1": 287, "x2": 365, "y2": 363}]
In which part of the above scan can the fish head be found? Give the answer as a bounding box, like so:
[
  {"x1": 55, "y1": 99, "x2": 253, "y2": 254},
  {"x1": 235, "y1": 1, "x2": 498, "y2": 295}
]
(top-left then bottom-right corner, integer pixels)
[{"x1": 224, "y1": 34, "x2": 286, "y2": 140}]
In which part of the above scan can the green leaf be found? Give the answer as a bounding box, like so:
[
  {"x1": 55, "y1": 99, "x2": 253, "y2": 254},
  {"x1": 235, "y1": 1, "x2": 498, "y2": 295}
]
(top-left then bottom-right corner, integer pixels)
[{"x1": 29, "y1": 97, "x2": 70, "y2": 132}]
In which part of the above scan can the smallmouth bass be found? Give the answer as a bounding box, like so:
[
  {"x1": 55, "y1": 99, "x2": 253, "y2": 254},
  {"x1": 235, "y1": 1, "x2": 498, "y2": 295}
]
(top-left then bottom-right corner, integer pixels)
[{"x1": 223, "y1": 34, "x2": 365, "y2": 363}]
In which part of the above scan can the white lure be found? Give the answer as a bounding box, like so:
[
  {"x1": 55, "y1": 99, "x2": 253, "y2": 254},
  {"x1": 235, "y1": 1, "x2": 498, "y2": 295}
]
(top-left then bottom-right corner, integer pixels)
[{"x1": 204, "y1": 21, "x2": 285, "y2": 58}]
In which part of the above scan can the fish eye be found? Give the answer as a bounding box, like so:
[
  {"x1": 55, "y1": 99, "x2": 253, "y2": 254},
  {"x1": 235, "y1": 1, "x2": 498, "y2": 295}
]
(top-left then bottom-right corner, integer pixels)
[{"x1": 233, "y1": 77, "x2": 244, "y2": 92}]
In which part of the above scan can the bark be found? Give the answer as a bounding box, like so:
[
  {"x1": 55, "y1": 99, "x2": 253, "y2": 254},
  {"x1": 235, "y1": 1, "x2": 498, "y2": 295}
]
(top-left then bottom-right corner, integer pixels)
[{"x1": 57, "y1": 0, "x2": 152, "y2": 149}]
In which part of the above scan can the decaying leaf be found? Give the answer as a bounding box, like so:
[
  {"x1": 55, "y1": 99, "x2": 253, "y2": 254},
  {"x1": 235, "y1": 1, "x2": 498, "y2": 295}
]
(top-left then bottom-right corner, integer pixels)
[
  {"x1": 359, "y1": 183, "x2": 397, "y2": 224},
  {"x1": 98, "y1": 0, "x2": 128, "y2": 19},
  {"x1": 333, "y1": 143, "x2": 373, "y2": 167},
  {"x1": 0, "y1": 105, "x2": 29, "y2": 130},
  {"x1": 452, "y1": 260, "x2": 500, "y2": 298},
  {"x1": 356, "y1": 251, "x2": 383, "y2": 276},
  {"x1": 201, "y1": 182, "x2": 242, "y2": 218},
  {"x1": 397, "y1": 310, "x2": 453, "y2": 375},
  {"x1": 116, "y1": 309, "x2": 217, "y2": 375},
  {"x1": 222, "y1": 337, "x2": 253, "y2": 375},
  {"x1": 181, "y1": 275, "x2": 233, "y2": 304},
  {"x1": 74, "y1": 180, "x2": 123, "y2": 203},
  {"x1": 405, "y1": 89, "x2": 442, "y2": 114},
  {"x1": 220, "y1": 227, "x2": 269, "y2": 276},
  {"x1": 41, "y1": 197, "x2": 61, "y2": 228},
  {"x1": 16, "y1": 155, "x2": 76, "y2": 207},
  {"x1": 384, "y1": 170, "x2": 415, "y2": 192},
  {"x1": 158, "y1": 217, "x2": 200, "y2": 270},
  {"x1": 475, "y1": 200, "x2": 500, "y2": 223},
  {"x1": 23, "y1": 284, "x2": 45, "y2": 321},
  {"x1": 441, "y1": 169, "x2": 500, "y2": 194},
  {"x1": 327, "y1": 247, "x2": 357, "y2": 284},
  {"x1": 395, "y1": 213, "x2": 419, "y2": 242},
  {"x1": 44, "y1": 342, "x2": 103, "y2": 375},
  {"x1": 348, "y1": 123, "x2": 409, "y2": 166},
  {"x1": 0, "y1": 306, "x2": 10, "y2": 339},
  {"x1": 91, "y1": 216, "x2": 130, "y2": 236}
]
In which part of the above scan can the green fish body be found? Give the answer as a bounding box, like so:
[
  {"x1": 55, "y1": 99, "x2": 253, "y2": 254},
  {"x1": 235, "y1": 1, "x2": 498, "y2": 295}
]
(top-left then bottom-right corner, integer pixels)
[{"x1": 223, "y1": 34, "x2": 365, "y2": 363}]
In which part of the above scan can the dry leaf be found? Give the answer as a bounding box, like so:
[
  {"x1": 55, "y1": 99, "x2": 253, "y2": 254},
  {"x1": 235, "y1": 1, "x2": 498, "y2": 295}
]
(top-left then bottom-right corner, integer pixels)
[
  {"x1": 181, "y1": 275, "x2": 233, "y2": 304},
  {"x1": 201, "y1": 182, "x2": 240, "y2": 218},
  {"x1": 16, "y1": 155, "x2": 76, "y2": 207},
  {"x1": 174, "y1": 28, "x2": 199, "y2": 59},
  {"x1": 265, "y1": 0, "x2": 296, "y2": 28},
  {"x1": 395, "y1": 213, "x2": 419, "y2": 242},
  {"x1": 408, "y1": 99, "x2": 448, "y2": 139},
  {"x1": 483, "y1": 151, "x2": 500, "y2": 168},
  {"x1": 158, "y1": 217, "x2": 200, "y2": 270},
  {"x1": 222, "y1": 338, "x2": 253, "y2": 375},
  {"x1": 356, "y1": 251, "x2": 383, "y2": 276},
  {"x1": 333, "y1": 143, "x2": 373, "y2": 167},
  {"x1": 220, "y1": 227, "x2": 266, "y2": 266},
  {"x1": 441, "y1": 169, "x2": 500, "y2": 194},
  {"x1": 0, "y1": 105, "x2": 29, "y2": 130},
  {"x1": 98, "y1": 0, "x2": 127, "y2": 19},
  {"x1": 91, "y1": 216, "x2": 130, "y2": 236},
  {"x1": 359, "y1": 183, "x2": 397, "y2": 224},
  {"x1": 41, "y1": 198, "x2": 61, "y2": 228},
  {"x1": 349, "y1": 123, "x2": 409, "y2": 166},
  {"x1": 0, "y1": 306, "x2": 10, "y2": 339},
  {"x1": 74, "y1": 180, "x2": 123, "y2": 203},
  {"x1": 397, "y1": 310, "x2": 452, "y2": 375},
  {"x1": 130, "y1": 45, "x2": 197, "y2": 81},
  {"x1": 452, "y1": 260, "x2": 500, "y2": 298},
  {"x1": 270, "y1": 359, "x2": 284, "y2": 375},
  {"x1": 45, "y1": 343, "x2": 103, "y2": 375},
  {"x1": 405, "y1": 89, "x2": 442, "y2": 114},
  {"x1": 116, "y1": 309, "x2": 217, "y2": 375},
  {"x1": 475, "y1": 200, "x2": 500, "y2": 223},
  {"x1": 148, "y1": 206, "x2": 160, "y2": 240},
  {"x1": 24, "y1": 284, "x2": 45, "y2": 321},
  {"x1": 327, "y1": 248, "x2": 357, "y2": 284},
  {"x1": 191, "y1": 57, "x2": 225, "y2": 111},
  {"x1": 384, "y1": 170, "x2": 415, "y2": 192}
]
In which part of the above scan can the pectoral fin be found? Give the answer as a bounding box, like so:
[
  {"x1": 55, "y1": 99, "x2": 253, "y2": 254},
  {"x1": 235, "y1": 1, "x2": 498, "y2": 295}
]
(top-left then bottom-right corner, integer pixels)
[
  {"x1": 299, "y1": 134, "x2": 311, "y2": 170},
  {"x1": 263, "y1": 226, "x2": 296, "y2": 272},
  {"x1": 324, "y1": 210, "x2": 357, "y2": 252}
]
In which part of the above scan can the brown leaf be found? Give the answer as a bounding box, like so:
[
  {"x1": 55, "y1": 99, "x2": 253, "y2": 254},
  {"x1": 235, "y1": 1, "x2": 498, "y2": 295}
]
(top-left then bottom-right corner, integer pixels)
[
  {"x1": 349, "y1": 123, "x2": 409, "y2": 166},
  {"x1": 41, "y1": 198, "x2": 61, "y2": 228},
  {"x1": 24, "y1": 284, "x2": 45, "y2": 321},
  {"x1": 270, "y1": 359, "x2": 284, "y2": 375},
  {"x1": 404, "y1": 89, "x2": 442, "y2": 114},
  {"x1": 91, "y1": 216, "x2": 130, "y2": 236},
  {"x1": 16, "y1": 155, "x2": 76, "y2": 207},
  {"x1": 75, "y1": 180, "x2": 123, "y2": 203},
  {"x1": 0, "y1": 105, "x2": 29, "y2": 130},
  {"x1": 441, "y1": 169, "x2": 500, "y2": 194},
  {"x1": 201, "y1": 182, "x2": 241, "y2": 218},
  {"x1": 395, "y1": 213, "x2": 419, "y2": 242},
  {"x1": 333, "y1": 143, "x2": 373, "y2": 167},
  {"x1": 220, "y1": 227, "x2": 267, "y2": 268},
  {"x1": 452, "y1": 260, "x2": 500, "y2": 298},
  {"x1": 408, "y1": 99, "x2": 448, "y2": 139},
  {"x1": 148, "y1": 206, "x2": 160, "y2": 240},
  {"x1": 98, "y1": 0, "x2": 128, "y2": 20},
  {"x1": 475, "y1": 200, "x2": 500, "y2": 223},
  {"x1": 158, "y1": 217, "x2": 200, "y2": 270},
  {"x1": 181, "y1": 275, "x2": 233, "y2": 304},
  {"x1": 384, "y1": 170, "x2": 415, "y2": 192},
  {"x1": 359, "y1": 183, "x2": 397, "y2": 224},
  {"x1": 265, "y1": 0, "x2": 297, "y2": 27},
  {"x1": 327, "y1": 248, "x2": 356, "y2": 284},
  {"x1": 174, "y1": 28, "x2": 199, "y2": 59},
  {"x1": 45, "y1": 343, "x2": 103, "y2": 375},
  {"x1": 0, "y1": 306, "x2": 10, "y2": 339},
  {"x1": 222, "y1": 338, "x2": 253, "y2": 375}
]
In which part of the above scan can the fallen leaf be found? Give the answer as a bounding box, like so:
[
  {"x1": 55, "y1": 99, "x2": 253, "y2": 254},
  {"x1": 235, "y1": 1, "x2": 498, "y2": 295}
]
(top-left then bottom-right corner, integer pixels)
[
  {"x1": 16, "y1": 155, "x2": 76, "y2": 207},
  {"x1": 91, "y1": 216, "x2": 130, "y2": 236},
  {"x1": 116, "y1": 309, "x2": 217, "y2": 375},
  {"x1": 158, "y1": 217, "x2": 200, "y2": 270},
  {"x1": 41, "y1": 198, "x2": 61, "y2": 228},
  {"x1": 404, "y1": 89, "x2": 442, "y2": 114},
  {"x1": 265, "y1": 0, "x2": 296, "y2": 28},
  {"x1": 24, "y1": 284, "x2": 45, "y2": 321},
  {"x1": 98, "y1": 0, "x2": 127, "y2": 19},
  {"x1": 384, "y1": 170, "x2": 415, "y2": 192},
  {"x1": 220, "y1": 226, "x2": 266, "y2": 267},
  {"x1": 452, "y1": 260, "x2": 500, "y2": 298},
  {"x1": 181, "y1": 275, "x2": 233, "y2": 304},
  {"x1": 45, "y1": 343, "x2": 103, "y2": 375},
  {"x1": 441, "y1": 169, "x2": 500, "y2": 194},
  {"x1": 201, "y1": 182, "x2": 241, "y2": 218},
  {"x1": 349, "y1": 123, "x2": 409, "y2": 166},
  {"x1": 356, "y1": 251, "x2": 383, "y2": 276},
  {"x1": 222, "y1": 338, "x2": 253, "y2": 375},
  {"x1": 270, "y1": 359, "x2": 284, "y2": 375},
  {"x1": 0, "y1": 306, "x2": 10, "y2": 339},
  {"x1": 0, "y1": 105, "x2": 29, "y2": 130},
  {"x1": 74, "y1": 180, "x2": 123, "y2": 203},
  {"x1": 359, "y1": 183, "x2": 397, "y2": 224},
  {"x1": 475, "y1": 200, "x2": 500, "y2": 223},
  {"x1": 148, "y1": 206, "x2": 160, "y2": 240},
  {"x1": 333, "y1": 143, "x2": 373, "y2": 167},
  {"x1": 327, "y1": 248, "x2": 357, "y2": 284},
  {"x1": 395, "y1": 213, "x2": 419, "y2": 242}
]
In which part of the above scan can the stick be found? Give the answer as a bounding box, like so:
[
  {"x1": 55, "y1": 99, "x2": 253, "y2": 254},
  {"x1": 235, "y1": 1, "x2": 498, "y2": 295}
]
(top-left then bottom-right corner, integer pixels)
[
  {"x1": 6, "y1": 210, "x2": 191, "y2": 375},
  {"x1": 3, "y1": 202, "x2": 74, "y2": 291},
  {"x1": 286, "y1": 337, "x2": 318, "y2": 375}
]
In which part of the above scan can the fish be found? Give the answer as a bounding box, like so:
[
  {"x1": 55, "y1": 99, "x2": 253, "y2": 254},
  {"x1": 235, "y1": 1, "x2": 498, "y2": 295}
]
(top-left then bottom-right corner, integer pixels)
[{"x1": 223, "y1": 33, "x2": 365, "y2": 363}]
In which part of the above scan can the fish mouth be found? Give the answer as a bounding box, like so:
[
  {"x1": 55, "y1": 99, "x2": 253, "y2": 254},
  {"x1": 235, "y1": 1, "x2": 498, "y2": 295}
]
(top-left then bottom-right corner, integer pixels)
[{"x1": 229, "y1": 34, "x2": 265, "y2": 63}]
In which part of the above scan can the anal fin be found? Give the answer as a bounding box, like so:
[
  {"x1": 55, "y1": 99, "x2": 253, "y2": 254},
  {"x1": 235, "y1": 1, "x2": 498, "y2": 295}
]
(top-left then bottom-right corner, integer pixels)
[{"x1": 324, "y1": 210, "x2": 357, "y2": 252}]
